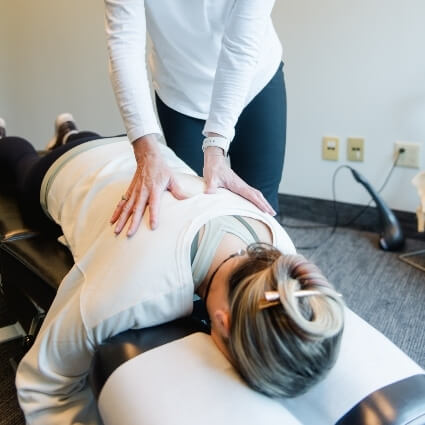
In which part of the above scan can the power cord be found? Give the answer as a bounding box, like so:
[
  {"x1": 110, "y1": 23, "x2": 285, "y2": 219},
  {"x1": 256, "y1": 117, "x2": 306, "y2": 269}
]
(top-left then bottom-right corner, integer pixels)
[{"x1": 283, "y1": 148, "x2": 404, "y2": 250}]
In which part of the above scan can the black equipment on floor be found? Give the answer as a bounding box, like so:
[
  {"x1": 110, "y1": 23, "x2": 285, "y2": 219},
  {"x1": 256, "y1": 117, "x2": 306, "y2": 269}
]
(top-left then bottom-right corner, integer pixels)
[{"x1": 350, "y1": 168, "x2": 405, "y2": 251}]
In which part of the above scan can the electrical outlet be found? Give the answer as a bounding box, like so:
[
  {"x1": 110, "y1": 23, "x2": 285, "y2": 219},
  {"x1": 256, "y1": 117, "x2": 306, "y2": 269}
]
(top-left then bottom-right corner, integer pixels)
[
  {"x1": 394, "y1": 142, "x2": 421, "y2": 168},
  {"x1": 347, "y1": 137, "x2": 364, "y2": 161},
  {"x1": 322, "y1": 137, "x2": 339, "y2": 161}
]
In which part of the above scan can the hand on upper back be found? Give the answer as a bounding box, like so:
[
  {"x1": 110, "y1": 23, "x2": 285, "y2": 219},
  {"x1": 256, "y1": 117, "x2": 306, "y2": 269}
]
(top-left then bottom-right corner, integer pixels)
[
  {"x1": 202, "y1": 146, "x2": 276, "y2": 216},
  {"x1": 110, "y1": 135, "x2": 188, "y2": 236}
]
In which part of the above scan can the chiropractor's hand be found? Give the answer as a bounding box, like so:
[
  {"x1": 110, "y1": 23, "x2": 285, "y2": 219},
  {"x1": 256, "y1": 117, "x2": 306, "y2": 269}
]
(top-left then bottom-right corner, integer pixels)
[
  {"x1": 203, "y1": 146, "x2": 276, "y2": 216},
  {"x1": 110, "y1": 135, "x2": 188, "y2": 236}
]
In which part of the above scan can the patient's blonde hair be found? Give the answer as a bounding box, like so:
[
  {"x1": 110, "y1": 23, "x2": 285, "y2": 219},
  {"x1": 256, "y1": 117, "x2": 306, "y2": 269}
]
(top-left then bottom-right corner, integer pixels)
[{"x1": 226, "y1": 244, "x2": 344, "y2": 398}]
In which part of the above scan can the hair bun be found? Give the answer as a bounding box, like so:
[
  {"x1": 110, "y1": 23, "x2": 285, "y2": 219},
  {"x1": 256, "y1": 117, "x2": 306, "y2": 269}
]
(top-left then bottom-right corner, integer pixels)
[{"x1": 274, "y1": 255, "x2": 344, "y2": 340}]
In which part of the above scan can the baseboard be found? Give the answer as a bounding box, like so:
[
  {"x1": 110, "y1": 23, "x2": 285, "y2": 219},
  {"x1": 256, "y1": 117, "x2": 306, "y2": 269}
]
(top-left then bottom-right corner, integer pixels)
[{"x1": 278, "y1": 193, "x2": 423, "y2": 241}]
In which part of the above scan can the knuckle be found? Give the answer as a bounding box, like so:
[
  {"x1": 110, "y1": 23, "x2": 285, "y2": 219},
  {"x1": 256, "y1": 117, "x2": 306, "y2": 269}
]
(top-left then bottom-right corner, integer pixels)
[
  {"x1": 137, "y1": 188, "x2": 147, "y2": 200},
  {"x1": 123, "y1": 204, "x2": 132, "y2": 213}
]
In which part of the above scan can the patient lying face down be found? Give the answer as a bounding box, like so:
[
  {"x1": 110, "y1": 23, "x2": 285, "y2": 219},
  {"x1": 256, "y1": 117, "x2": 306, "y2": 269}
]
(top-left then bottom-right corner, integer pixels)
[
  {"x1": 0, "y1": 116, "x2": 344, "y2": 424},
  {"x1": 198, "y1": 242, "x2": 344, "y2": 398}
]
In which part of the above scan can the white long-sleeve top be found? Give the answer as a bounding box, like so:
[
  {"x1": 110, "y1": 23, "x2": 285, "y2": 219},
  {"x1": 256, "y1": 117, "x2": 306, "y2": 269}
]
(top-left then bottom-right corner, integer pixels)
[{"x1": 104, "y1": 0, "x2": 282, "y2": 143}]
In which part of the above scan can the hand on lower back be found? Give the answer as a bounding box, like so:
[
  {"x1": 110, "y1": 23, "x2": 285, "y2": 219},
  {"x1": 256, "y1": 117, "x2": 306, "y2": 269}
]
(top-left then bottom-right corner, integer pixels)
[
  {"x1": 110, "y1": 135, "x2": 188, "y2": 236},
  {"x1": 202, "y1": 147, "x2": 276, "y2": 216}
]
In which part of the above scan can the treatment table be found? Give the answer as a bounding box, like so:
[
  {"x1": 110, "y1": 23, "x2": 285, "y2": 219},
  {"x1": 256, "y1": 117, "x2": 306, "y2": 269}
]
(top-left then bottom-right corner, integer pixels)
[{"x1": 1, "y1": 179, "x2": 425, "y2": 425}]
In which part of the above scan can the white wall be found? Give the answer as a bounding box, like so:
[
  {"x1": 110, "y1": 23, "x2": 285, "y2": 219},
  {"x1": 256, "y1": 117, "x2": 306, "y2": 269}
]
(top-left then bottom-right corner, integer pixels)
[
  {"x1": 0, "y1": 0, "x2": 123, "y2": 146},
  {"x1": 0, "y1": 2, "x2": 11, "y2": 120},
  {"x1": 274, "y1": 0, "x2": 425, "y2": 212},
  {"x1": 1, "y1": 1, "x2": 424, "y2": 212}
]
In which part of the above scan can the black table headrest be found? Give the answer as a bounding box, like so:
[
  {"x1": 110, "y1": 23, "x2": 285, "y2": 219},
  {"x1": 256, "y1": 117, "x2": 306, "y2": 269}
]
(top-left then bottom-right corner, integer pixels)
[{"x1": 90, "y1": 316, "x2": 210, "y2": 399}]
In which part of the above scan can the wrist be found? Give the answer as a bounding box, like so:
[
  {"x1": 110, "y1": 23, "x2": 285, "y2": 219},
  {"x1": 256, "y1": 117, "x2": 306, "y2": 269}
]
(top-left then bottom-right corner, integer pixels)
[
  {"x1": 204, "y1": 146, "x2": 225, "y2": 156},
  {"x1": 202, "y1": 135, "x2": 230, "y2": 156},
  {"x1": 132, "y1": 134, "x2": 160, "y2": 161}
]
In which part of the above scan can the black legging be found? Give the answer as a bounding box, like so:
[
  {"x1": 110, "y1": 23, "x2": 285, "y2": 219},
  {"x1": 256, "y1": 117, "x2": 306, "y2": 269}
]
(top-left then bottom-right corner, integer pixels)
[
  {"x1": 156, "y1": 62, "x2": 287, "y2": 213},
  {"x1": 0, "y1": 131, "x2": 101, "y2": 232}
]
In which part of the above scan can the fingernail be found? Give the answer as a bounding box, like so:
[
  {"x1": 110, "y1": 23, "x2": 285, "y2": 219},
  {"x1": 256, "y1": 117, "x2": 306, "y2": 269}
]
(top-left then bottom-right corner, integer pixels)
[{"x1": 151, "y1": 221, "x2": 157, "y2": 230}]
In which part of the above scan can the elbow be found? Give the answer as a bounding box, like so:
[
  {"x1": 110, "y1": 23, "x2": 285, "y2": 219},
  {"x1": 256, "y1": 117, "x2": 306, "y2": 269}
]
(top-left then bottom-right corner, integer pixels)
[
  {"x1": 221, "y1": 29, "x2": 265, "y2": 68},
  {"x1": 221, "y1": 39, "x2": 260, "y2": 68}
]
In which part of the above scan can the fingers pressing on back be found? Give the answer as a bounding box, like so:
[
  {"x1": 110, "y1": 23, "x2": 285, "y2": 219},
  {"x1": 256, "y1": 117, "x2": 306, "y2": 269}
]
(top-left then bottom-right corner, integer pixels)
[
  {"x1": 110, "y1": 169, "x2": 140, "y2": 225},
  {"x1": 126, "y1": 186, "x2": 150, "y2": 237},
  {"x1": 110, "y1": 198, "x2": 127, "y2": 224},
  {"x1": 230, "y1": 180, "x2": 276, "y2": 216},
  {"x1": 114, "y1": 190, "x2": 137, "y2": 235},
  {"x1": 146, "y1": 189, "x2": 161, "y2": 230},
  {"x1": 168, "y1": 177, "x2": 189, "y2": 201}
]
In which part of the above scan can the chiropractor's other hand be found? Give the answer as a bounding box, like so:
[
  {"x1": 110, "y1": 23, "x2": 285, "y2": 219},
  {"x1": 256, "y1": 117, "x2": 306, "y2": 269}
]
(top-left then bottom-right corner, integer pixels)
[
  {"x1": 110, "y1": 135, "x2": 188, "y2": 236},
  {"x1": 203, "y1": 147, "x2": 276, "y2": 216}
]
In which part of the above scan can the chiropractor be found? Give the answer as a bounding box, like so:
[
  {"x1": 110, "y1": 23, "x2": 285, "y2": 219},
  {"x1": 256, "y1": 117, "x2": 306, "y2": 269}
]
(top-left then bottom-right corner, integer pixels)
[{"x1": 104, "y1": 0, "x2": 286, "y2": 235}]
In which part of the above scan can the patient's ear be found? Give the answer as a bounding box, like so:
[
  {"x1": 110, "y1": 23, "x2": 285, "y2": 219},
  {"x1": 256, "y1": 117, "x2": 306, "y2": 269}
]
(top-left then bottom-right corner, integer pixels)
[{"x1": 212, "y1": 309, "x2": 231, "y2": 339}]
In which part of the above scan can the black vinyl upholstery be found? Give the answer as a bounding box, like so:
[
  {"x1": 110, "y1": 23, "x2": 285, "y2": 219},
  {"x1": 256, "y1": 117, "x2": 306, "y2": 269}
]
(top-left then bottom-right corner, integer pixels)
[
  {"x1": 336, "y1": 374, "x2": 425, "y2": 425},
  {"x1": 0, "y1": 184, "x2": 26, "y2": 236},
  {"x1": 0, "y1": 182, "x2": 73, "y2": 333}
]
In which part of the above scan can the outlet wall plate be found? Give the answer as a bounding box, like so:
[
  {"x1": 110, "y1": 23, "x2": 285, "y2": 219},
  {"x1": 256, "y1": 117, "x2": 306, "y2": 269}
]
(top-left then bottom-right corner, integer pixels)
[
  {"x1": 322, "y1": 137, "x2": 339, "y2": 161},
  {"x1": 395, "y1": 142, "x2": 421, "y2": 168},
  {"x1": 347, "y1": 137, "x2": 364, "y2": 161}
]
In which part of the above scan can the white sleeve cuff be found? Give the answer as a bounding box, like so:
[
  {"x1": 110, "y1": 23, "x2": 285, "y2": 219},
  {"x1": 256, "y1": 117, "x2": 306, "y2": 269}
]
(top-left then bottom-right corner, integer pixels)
[{"x1": 127, "y1": 125, "x2": 163, "y2": 144}]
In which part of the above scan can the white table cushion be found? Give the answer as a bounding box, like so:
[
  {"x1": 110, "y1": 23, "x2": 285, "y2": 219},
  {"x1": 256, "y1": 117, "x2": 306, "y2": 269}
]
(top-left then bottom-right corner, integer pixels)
[{"x1": 98, "y1": 308, "x2": 424, "y2": 425}]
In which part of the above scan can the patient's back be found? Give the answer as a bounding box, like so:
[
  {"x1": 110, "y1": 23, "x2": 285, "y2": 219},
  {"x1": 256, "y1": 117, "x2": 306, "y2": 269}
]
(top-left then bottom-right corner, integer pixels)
[{"x1": 44, "y1": 138, "x2": 296, "y2": 331}]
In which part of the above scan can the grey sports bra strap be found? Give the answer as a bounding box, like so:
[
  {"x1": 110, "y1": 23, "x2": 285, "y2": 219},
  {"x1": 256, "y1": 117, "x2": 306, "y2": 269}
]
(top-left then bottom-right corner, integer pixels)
[
  {"x1": 233, "y1": 216, "x2": 261, "y2": 243},
  {"x1": 190, "y1": 216, "x2": 259, "y2": 265},
  {"x1": 190, "y1": 231, "x2": 199, "y2": 265},
  {"x1": 191, "y1": 215, "x2": 262, "y2": 289}
]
